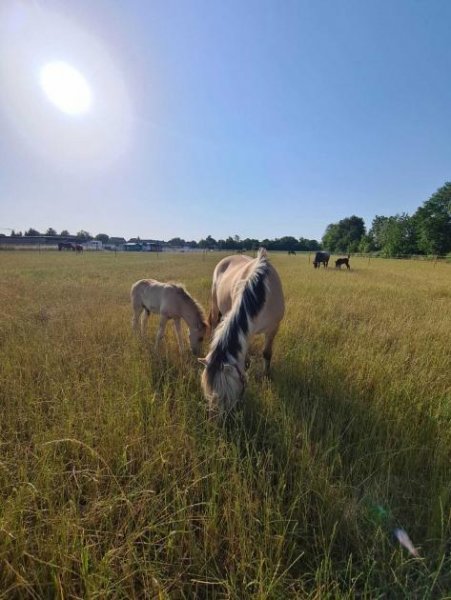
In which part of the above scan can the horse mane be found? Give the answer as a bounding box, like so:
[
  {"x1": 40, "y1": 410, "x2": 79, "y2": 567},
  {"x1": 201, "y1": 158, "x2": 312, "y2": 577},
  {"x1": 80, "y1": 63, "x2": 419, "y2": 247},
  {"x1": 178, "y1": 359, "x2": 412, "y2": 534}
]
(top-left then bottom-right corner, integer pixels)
[
  {"x1": 206, "y1": 248, "x2": 270, "y2": 386},
  {"x1": 170, "y1": 283, "x2": 208, "y2": 330}
]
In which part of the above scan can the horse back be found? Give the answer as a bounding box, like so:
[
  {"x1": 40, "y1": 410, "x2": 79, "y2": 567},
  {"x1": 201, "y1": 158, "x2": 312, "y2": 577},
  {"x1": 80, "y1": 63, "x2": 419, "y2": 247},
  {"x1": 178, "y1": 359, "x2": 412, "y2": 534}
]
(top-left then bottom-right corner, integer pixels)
[
  {"x1": 213, "y1": 254, "x2": 284, "y2": 332},
  {"x1": 131, "y1": 279, "x2": 166, "y2": 313}
]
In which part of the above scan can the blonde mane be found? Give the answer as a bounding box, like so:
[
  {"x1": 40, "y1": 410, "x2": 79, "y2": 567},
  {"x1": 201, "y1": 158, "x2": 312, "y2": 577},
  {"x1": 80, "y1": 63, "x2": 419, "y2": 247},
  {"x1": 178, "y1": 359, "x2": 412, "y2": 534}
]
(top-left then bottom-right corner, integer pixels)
[{"x1": 171, "y1": 283, "x2": 208, "y2": 330}]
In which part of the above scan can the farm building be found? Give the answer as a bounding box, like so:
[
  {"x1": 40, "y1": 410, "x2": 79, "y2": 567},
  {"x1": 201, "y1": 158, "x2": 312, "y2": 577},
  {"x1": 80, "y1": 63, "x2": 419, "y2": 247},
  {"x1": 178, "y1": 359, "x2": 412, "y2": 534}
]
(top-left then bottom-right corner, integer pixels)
[{"x1": 124, "y1": 240, "x2": 163, "y2": 252}]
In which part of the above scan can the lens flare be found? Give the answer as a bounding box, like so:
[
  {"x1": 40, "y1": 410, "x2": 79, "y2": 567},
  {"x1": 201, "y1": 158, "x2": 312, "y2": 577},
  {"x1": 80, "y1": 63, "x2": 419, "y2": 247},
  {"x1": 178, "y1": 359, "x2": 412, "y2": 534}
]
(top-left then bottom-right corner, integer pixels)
[
  {"x1": 40, "y1": 61, "x2": 92, "y2": 115},
  {"x1": 0, "y1": 2, "x2": 133, "y2": 170}
]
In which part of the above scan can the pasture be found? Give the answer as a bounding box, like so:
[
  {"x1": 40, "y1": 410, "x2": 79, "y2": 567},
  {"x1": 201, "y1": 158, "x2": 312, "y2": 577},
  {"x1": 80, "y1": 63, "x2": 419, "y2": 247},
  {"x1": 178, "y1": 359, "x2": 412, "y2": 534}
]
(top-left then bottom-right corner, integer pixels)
[{"x1": 0, "y1": 251, "x2": 450, "y2": 598}]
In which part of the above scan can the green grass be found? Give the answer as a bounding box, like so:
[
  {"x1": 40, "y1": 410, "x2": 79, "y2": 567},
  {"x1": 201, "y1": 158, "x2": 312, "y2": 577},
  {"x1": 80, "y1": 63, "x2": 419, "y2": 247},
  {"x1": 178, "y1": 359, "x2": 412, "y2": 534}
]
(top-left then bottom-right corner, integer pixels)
[{"x1": 0, "y1": 251, "x2": 450, "y2": 598}]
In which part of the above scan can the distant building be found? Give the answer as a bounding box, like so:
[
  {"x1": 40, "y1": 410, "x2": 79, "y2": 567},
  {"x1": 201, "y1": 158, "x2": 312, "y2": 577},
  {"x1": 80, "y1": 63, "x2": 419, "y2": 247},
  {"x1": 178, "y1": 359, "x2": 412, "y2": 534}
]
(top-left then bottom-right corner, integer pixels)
[
  {"x1": 142, "y1": 241, "x2": 163, "y2": 252},
  {"x1": 104, "y1": 237, "x2": 126, "y2": 250},
  {"x1": 83, "y1": 240, "x2": 103, "y2": 250},
  {"x1": 124, "y1": 242, "x2": 143, "y2": 252},
  {"x1": 124, "y1": 240, "x2": 164, "y2": 252}
]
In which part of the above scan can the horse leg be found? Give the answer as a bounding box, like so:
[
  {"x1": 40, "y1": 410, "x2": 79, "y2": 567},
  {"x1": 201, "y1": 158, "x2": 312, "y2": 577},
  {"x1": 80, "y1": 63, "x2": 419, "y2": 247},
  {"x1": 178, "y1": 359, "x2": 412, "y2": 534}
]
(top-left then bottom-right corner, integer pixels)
[
  {"x1": 140, "y1": 308, "x2": 150, "y2": 336},
  {"x1": 155, "y1": 315, "x2": 168, "y2": 351},
  {"x1": 173, "y1": 317, "x2": 184, "y2": 353},
  {"x1": 131, "y1": 295, "x2": 143, "y2": 333},
  {"x1": 132, "y1": 307, "x2": 141, "y2": 333},
  {"x1": 131, "y1": 292, "x2": 145, "y2": 334},
  {"x1": 263, "y1": 327, "x2": 279, "y2": 377}
]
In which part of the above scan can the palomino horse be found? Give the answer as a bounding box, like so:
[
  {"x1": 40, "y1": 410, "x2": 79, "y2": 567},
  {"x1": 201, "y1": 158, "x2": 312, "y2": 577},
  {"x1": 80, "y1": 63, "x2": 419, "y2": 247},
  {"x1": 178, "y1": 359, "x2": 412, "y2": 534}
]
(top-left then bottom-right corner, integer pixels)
[
  {"x1": 199, "y1": 248, "x2": 284, "y2": 418},
  {"x1": 131, "y1": 279, "x2": 207, "y2": 356}
]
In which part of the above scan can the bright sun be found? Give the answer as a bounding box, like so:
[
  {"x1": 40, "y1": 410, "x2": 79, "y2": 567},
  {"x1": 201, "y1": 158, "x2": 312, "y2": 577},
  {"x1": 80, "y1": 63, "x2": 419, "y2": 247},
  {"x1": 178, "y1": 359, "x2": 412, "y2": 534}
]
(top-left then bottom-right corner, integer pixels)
[{"x1": 39, "y1": 61, "x2": 92, "y2": 115}]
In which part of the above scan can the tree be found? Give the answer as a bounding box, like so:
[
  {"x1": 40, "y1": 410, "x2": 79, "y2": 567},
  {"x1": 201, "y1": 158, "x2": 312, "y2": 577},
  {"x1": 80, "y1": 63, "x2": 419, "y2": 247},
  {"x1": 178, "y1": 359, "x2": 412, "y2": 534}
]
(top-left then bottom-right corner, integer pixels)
[
  {"x1": 322, "y1": 216, "x2": 366, "y2": 252},
  {"x1": 25, "y1": 228, "x2": 40, "y2": 236},
  {"x1": 77, "y1": 230, "x2": 92, "y2": 241},
  {"x1": 369, "y1": 214, "x2": 417, "y2": 257},
  {"x1": 413, "y1": 182, "x2": 451, "y2": 255},
  {"x1": 168, "y1": 237, "x2": 186, "y2": 247},
  {"x1": 95, "y1": 233, "x2": 110, "y2": 244},
  {"x1": 321, "y1": 223, "x2": 341, "y2": 252},
  {"x1": 198, "y1": 235, "x2": 217, "y2": 249},
  {"x1": 224, "y1": 236, "x2": 238, "y2": 250},
  {"x1": 45, "y1": 228, "x2": 57, "y2": 236},
  {"x1": 242, "y1": 238, "x2": 259, "y2": 251},
  {"x1": 369, "y1": 216, "x2": 390, "y2": 250},
  {"x1": 358, "y1": 233, "x2": 376, "y2": 253},
  {"x1": 60, "y1": 230, "x2": 70, "y2": 236},
  {"x1": 276, "y1": 236, "x2": 298, "y2": 251},
  {"x1": 307, "y1": 239, "x2": 321, "y2": 251}
]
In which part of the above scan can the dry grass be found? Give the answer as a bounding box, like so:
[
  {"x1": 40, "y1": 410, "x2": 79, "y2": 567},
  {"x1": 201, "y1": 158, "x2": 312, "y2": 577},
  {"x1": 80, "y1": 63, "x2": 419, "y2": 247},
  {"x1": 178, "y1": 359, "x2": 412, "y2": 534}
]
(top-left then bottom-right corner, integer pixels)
[{"x1": 0, "y1": 251, "x2": 450, "y2": 598}]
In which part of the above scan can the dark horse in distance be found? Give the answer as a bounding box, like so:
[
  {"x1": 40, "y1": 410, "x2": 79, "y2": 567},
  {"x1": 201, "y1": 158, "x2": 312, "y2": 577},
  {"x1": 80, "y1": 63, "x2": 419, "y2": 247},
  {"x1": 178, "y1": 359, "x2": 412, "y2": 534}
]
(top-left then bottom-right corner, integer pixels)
[{"x1": 313, "y1": 251, "x2": 330, "y2": 268}]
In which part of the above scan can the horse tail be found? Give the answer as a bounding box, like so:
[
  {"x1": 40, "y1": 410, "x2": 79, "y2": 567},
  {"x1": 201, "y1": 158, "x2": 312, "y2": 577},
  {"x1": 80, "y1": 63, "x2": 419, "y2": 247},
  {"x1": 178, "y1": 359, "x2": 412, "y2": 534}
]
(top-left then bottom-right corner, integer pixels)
[{"x1": 208, "y1": 248, "x2": 270, "y2": 370}]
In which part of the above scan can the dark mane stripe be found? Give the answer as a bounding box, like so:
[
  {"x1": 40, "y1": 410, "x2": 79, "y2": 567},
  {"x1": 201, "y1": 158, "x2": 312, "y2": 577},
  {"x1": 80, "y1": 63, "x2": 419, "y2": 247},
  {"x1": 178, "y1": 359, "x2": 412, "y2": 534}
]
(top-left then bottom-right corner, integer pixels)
[{"x1": 206, "y1": 250, "x2": 270, "y2": 384}]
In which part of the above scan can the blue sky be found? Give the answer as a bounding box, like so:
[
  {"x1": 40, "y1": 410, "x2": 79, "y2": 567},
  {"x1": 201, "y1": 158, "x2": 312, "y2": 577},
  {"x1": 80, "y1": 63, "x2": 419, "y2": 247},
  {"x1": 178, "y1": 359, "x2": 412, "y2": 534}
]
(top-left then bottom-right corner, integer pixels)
[{"x1": 1, "y1": 0, "x2": 450, "y2": 241}]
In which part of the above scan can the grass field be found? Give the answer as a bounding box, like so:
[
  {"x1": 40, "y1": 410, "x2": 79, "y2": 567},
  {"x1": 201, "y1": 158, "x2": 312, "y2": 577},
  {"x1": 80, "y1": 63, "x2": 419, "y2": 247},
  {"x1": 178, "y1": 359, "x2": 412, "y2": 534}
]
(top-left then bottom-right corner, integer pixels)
[{"x1": 0, "y1": 250, "x2": 450, "y2": 598}]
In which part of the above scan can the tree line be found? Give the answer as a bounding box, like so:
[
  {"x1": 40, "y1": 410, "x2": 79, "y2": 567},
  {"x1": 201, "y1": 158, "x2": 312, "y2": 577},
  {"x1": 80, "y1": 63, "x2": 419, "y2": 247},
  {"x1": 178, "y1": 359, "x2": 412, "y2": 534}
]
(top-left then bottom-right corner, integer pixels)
[
  {"x1": 322, "y1": 182, "x2": 451, "y2": 256},
  {"x1": 2, "y1": 229, "x2": 321, "y2": 252},
  {"x1": 4, "y1": 182, "x2": 449, "y2": 256}
]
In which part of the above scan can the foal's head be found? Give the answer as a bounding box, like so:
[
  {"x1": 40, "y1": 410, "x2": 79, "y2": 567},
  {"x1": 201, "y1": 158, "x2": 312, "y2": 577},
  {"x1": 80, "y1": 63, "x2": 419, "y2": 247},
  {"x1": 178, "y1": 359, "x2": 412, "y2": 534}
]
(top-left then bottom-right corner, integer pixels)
[
  {"x1": 175, "y1": 285, "x2": 208, "y2": 356},
  {"x1": 188, "y1": 320, "x2": 207, "y2": 357}
]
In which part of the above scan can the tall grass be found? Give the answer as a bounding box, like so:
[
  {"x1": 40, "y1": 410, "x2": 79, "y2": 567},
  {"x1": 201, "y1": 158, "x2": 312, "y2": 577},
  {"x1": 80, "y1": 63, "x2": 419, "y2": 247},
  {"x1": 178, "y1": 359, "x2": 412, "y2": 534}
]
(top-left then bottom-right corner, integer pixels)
[{"x1": 0, "y1": 251, "x2": 450, "y2": 598}]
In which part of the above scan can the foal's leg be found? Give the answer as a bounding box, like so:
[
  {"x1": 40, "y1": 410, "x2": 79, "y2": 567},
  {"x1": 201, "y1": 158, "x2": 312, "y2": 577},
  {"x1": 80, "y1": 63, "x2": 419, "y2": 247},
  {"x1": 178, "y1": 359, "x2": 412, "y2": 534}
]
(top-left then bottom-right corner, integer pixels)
[
  {"x1": 173, "y1": 318, "x2": 184, "y2": 353},
  {"x1": 140, "y1": 308, "x2": 150, "y2": 336},
  {"x1": 132, "y1": 306, "x2": 142, "y2": 333},
  {"x1": 263, "y1": 327, "x2": 279, "y2": 377},
  {"x1": 155, "y1": 315, "x2": 169, "y2": 351},
  {"x1": 132, "y1": 295, "x2": 145, "y2": 334}
]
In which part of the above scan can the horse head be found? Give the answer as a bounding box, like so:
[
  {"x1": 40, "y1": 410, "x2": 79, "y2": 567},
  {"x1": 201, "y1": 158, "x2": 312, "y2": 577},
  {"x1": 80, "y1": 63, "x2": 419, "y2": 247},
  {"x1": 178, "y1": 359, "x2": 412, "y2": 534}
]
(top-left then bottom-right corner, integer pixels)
[
  {"x1": 198, "y1": 356, "x2": 246, "y2": 419},
  {"x1": 188, "y1": 320, "x2": 207, "y2": 356}
]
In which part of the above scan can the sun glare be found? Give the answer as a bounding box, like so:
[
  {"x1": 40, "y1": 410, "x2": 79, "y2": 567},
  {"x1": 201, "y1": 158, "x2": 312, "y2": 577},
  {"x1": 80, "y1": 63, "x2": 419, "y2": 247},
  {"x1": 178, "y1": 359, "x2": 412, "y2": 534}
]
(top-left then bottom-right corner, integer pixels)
[
  {"x1": 0, "y1": 2, "x2": 132, "y2": 168},
  {"x1": 39, "y1": 61, "x2": 92, "y2": 115}
]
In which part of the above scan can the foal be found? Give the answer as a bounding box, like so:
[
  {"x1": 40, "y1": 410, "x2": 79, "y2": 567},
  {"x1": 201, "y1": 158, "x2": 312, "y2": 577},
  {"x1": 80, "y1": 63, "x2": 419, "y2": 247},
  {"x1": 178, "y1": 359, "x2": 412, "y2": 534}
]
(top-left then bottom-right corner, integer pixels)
[
  {"x1": 131, "y1": 279, "x2": 207, "y2": 356},
  {"x1": 335, "y1": 255, "x2": 350, "y2": 269}
]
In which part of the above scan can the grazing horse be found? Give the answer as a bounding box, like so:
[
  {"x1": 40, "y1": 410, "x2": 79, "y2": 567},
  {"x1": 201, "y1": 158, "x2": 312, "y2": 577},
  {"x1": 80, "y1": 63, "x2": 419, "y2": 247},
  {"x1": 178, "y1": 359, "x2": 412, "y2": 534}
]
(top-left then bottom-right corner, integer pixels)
[
  {"x1": 58, "y1": 242, "x2": 75, "y2": 251},
  {"x1": 131, "y1": 279, "x2": 207, "y2": 356},
  {"x1": 313, "y1": 251, "x2": 330, "y2": 268},
  {"x1": 75, "y1": 244, "x2": 84, "y2": 253},
  {"x1": 199, "y1": 248, "x2": 284, "y2": 418},
  {"x1": 288, "y1": 249, "x2": 296, "y2": 255},
  {"x1": 335, "y1": 255, "x2": 350, "y2": 269}
]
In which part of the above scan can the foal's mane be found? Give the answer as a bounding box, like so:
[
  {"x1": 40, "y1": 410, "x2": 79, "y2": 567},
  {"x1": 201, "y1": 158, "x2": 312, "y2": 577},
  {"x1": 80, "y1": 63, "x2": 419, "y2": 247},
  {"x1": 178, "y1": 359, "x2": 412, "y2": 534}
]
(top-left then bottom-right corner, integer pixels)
[{"x1": 170, "y1": 283, "x2": 207, "y2": 329}]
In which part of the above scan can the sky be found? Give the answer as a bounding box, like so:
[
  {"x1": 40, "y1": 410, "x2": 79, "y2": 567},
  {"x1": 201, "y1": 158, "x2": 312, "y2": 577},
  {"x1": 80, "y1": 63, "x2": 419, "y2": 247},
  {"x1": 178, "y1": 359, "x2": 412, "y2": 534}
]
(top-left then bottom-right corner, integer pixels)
[{"x1": 1, "y1": 0, "x2": 450, "y2": 242}]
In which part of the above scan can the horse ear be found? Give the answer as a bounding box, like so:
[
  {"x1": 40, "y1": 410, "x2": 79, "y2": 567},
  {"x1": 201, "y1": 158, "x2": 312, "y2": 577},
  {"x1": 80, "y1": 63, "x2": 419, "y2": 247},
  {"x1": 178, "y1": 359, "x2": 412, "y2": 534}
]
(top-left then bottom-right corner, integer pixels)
[{"x1": 198, "y1": 358, "x2": 209, "y2": 367}]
